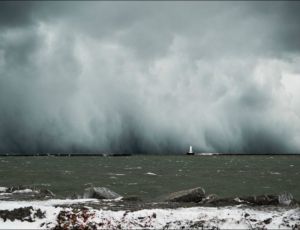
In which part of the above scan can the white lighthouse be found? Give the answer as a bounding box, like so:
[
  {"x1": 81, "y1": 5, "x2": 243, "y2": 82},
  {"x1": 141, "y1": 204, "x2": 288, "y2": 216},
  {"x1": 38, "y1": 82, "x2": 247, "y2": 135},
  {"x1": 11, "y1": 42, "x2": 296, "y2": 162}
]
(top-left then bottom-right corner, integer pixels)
[{"x1": 186, "y1": 146, "x2": 194, "y2": 155}]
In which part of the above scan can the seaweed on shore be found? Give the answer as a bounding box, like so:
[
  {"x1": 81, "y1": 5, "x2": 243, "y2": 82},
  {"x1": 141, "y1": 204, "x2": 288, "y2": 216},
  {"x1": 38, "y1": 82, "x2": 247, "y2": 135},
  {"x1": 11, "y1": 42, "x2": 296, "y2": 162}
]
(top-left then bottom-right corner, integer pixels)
[{"x1": 0, "y1": 206, "x2": 45, "y2": 222}]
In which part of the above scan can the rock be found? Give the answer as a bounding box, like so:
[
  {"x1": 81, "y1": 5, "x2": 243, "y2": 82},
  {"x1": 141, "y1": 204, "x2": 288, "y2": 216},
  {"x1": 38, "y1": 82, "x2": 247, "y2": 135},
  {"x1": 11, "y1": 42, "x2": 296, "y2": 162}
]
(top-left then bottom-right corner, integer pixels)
[
  {"x1": 198, "y1": 193, "x2": 297, "y2": 207},
  {"x1": 199, "y1": 194, "x2": 219, "y2": 204},
  {"x1": 69, "y1": 193, "x2": 81, "y2": 199},
  {"x1": 0, "y1": 186, "x2": 55, "y2": 201},
  {"x1": 239, "y1": 195, "x2": 278, "y2": 205},
  {"x1": 263, "y1": 218, "x2": 272, "y2": 224},
  {"x1": 278, "y1": 192, "x2": 293, "y2": 206},
  {"x1": 37, "y1": 189, "x2": 55, "y2": 199},
  {"x1": 0, "y1": 206, "x2": 45, "y2": 222},
  {"x1": 201, "y1": 197, "x2": 241, "y2": 206},
  {"x1": 83, "y1": 187, "x2": 121, "y2": 199},
  {"x1": 239, "y1": 192, "x2": 294, "y2": 206},
  {"x1": 6, "y1": 185, "x2": 27, "y2": 193},
  {"x1": 189, "y1": 220, "x2": 206, "y2": 228},
  {"x1": 166, "y1": 187, "x2": 205, "y2": 202},
  {"x1": 121, "y1": 195, "x2": 142, "y2": 202}
]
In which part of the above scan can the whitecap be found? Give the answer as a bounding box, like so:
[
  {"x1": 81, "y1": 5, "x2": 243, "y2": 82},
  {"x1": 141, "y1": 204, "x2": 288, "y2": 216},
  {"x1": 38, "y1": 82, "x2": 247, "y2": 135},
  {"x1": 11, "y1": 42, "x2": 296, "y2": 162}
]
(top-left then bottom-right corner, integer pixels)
[{"x1": 270, "y1": 172, "x2": 281, "y2": 175}]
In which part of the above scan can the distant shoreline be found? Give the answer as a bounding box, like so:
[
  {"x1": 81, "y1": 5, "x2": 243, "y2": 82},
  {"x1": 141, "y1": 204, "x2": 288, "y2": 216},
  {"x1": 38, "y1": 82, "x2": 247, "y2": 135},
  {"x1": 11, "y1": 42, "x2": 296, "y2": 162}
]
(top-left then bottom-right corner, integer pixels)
[{"x1": 0, "y1": 153, "x2": 299, "y2": 156}]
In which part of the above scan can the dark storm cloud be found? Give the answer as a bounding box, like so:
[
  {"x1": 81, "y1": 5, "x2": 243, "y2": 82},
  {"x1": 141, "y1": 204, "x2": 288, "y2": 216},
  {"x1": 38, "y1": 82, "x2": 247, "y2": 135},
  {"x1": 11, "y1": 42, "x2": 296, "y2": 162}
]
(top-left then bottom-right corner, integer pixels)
[
  {"x1": 0, "y1": 2, "x2": 34, "y2": 28},
  {"x1": 244, "y1": 1, "x2": 300, "y2": 55},
  {"x1": 0, "y1": 2, "x2": 300, "y2": 154},
  {"x1": 276, "y1": 2, "x2": 300, "y2": 53}
]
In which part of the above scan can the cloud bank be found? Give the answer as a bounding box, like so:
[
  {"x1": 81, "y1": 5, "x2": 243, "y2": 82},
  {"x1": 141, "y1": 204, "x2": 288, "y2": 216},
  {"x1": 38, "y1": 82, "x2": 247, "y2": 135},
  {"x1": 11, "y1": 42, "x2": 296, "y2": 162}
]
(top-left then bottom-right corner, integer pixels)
[{"x1": 0, "y1": 2, "x2": 300, "y2": 154}]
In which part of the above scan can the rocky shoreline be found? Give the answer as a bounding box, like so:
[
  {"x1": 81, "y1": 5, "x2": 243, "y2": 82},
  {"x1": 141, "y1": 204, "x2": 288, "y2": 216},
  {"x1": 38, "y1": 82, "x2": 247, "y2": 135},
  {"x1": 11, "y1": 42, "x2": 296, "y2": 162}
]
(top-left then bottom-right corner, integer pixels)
[
  {"x1": 0, "y1": 185, "x2": 299, "y2": 229},
  {"x1": 1, "y1": 185, "x2": 298, "y2": 207}
]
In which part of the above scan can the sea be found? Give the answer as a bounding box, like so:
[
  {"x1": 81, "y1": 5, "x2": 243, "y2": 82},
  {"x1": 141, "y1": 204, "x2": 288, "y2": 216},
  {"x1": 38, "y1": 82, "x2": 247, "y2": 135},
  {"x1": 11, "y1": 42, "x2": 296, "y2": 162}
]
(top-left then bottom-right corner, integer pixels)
[{"x1": 0, "y1": 155, "x2": 299, "y2": 200}]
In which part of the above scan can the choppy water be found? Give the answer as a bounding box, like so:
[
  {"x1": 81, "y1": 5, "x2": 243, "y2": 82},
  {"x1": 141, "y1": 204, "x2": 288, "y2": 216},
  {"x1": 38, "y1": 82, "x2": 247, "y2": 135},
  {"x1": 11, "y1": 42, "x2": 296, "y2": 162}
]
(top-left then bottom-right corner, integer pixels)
[{"x1": 0, "y1": 155, "x2": 299, "y2": 200}]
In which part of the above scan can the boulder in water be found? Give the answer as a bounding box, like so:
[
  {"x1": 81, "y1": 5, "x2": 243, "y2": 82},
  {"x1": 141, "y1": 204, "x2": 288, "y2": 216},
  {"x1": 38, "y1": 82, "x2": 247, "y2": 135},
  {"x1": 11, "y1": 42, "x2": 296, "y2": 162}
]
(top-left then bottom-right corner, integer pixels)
[
  {"x1": 166, "y1": 187, "x2": 205, "y2": 202},
  {"x1": 199, "y1": 194, "x2": 219, "y2": 204},
  {"x1": 38, "y1": 189, "x2": 55, "y2": 199},
  {"x1": 0, "y1": 186, "x2": 55, "y2": 201},
  {"x1": 121, "y1": 195, "x2": 142, "y2": 202},
  {"x1": 278, "y1": 192, "x2": 293, "y2": 206},
  {"x1": 239, "y1": 194, "x2": 278, "y2": 205},
  {"x1": 83, "y1": 187, "x2": 121, "y2": 199},
  {"x1": 200, "y1": 193, "x2": 297, "y2": 206}
]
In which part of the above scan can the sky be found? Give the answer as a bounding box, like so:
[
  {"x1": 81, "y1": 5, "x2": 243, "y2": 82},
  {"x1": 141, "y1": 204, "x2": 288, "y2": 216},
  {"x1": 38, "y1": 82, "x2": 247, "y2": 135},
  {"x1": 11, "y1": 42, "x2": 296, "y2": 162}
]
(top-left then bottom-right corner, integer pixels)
[{"x1": 0, "y1": 1, "x2": 300, "y2": 154}]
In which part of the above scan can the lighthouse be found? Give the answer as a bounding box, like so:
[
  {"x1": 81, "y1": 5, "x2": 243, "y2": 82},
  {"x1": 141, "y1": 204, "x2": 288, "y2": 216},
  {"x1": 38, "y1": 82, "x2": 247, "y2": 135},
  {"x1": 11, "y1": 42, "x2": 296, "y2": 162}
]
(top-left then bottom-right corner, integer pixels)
[{"x1": 186, "y1": 146, "x2": 194, "y2": 155}]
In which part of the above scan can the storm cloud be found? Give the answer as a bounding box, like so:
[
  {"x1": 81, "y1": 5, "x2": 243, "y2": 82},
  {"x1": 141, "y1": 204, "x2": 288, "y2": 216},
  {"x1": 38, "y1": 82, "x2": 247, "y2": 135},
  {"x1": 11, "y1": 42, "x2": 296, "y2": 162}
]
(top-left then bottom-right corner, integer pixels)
[{"x1": 0, "y1": 2, "x2": 300, "y2": 154}]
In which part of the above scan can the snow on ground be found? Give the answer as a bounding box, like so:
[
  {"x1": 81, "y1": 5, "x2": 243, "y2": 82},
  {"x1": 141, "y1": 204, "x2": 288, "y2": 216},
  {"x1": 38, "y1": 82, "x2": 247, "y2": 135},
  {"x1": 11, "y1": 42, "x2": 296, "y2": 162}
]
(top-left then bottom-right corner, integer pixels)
[
  {"x1": 0, "y1": 199, "x2": 97, "y2": 210},
  {"x1": 0, "y1": 199, "x2": 299, "y2": 229}
]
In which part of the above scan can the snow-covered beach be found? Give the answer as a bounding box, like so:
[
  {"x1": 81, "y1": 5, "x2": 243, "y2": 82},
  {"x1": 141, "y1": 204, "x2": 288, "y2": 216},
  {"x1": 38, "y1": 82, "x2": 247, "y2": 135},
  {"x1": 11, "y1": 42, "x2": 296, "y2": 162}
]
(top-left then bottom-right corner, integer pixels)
[
  {"x1": 0, "y1": 185, "x2": 299, "y2": 229},
  {"x1": 0, "y1": 198, "x2": 299, "y2": 229}
]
